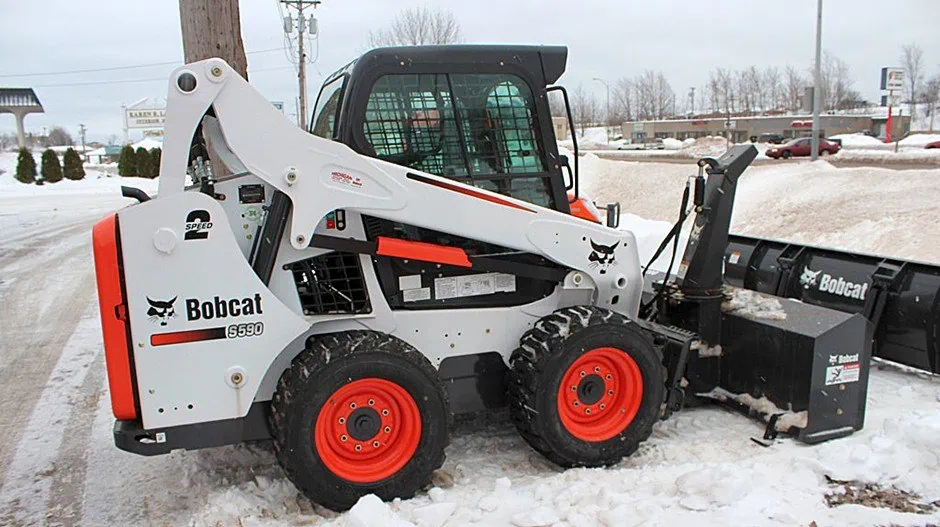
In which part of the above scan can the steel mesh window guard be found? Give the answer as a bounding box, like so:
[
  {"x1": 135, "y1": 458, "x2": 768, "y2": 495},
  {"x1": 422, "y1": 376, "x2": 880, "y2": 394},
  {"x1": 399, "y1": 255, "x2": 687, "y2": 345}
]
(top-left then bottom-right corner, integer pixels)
[{"x1": 288, "y1": 252, "x2": 371, "y2": 315}]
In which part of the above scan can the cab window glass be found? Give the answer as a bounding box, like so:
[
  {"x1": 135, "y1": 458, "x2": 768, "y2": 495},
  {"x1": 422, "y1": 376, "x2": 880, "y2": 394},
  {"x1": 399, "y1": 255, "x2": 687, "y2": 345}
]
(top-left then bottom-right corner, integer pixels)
[{"x1": 311, "y1": 76, "x2": 345, "y2": 139}]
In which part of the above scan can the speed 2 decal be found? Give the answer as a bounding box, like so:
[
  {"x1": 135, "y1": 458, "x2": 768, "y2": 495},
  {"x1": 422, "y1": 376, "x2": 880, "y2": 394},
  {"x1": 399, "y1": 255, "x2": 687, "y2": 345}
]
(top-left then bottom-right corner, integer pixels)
[
  {"x1": 588, "y1": 239, "x2": 619, "y2": 275},
  {"x1": 184, "y1": 209, "x2": 212, "y2": 240}
]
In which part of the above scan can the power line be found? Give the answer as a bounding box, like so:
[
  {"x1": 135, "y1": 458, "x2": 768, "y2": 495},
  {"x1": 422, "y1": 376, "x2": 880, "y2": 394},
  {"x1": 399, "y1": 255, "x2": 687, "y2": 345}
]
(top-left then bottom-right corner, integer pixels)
[
  {"x1": 30, "y1": 65, "x2": 296, "y2": 89},
  {"x1": 0, "y1": 47, "x2": 286, "y2": 79}
]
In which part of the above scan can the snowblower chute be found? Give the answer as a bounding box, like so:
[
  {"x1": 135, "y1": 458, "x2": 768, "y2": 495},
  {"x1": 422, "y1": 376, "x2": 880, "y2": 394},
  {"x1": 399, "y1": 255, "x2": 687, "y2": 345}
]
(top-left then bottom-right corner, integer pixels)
[{"x1": 725, "y1": 235, "x2": 940, "y2": 375}]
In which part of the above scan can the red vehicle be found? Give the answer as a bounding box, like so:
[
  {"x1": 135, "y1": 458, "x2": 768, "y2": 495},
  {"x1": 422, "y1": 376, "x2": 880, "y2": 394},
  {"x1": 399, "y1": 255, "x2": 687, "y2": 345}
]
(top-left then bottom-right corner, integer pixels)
[
  {"x1": 925, "y1": 140, "x2": 940, "y2": 149},
  {"x1": 766, "y1": 137, "x2": 840, "y2": 159}
]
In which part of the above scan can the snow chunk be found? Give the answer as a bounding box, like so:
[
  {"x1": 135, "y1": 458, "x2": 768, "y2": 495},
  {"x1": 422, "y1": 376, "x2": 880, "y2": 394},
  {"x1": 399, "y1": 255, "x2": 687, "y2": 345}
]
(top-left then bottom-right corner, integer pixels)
[
  {"x1": 411, "y1": 502, "x2": 456, "y2": 527},
  {"x1": 699, "y1": 387, "x2": 808, "y2": 430},
  {"x1": 348, "y1": 494, "x2": 416, "y2": 527},
  {"x1": 511, "y1": 506, "x2": 559, "y2": 527},
  {"x1": 722, "y1": 287, "x2": 787, "y2": 321}
]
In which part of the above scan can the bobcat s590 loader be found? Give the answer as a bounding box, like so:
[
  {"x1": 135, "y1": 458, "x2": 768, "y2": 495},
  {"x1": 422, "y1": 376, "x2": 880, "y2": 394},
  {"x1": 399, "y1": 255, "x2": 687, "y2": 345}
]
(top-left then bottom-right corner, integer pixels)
[{"x1": 93, "y1": 47, "x2": 872, "y2": 511}]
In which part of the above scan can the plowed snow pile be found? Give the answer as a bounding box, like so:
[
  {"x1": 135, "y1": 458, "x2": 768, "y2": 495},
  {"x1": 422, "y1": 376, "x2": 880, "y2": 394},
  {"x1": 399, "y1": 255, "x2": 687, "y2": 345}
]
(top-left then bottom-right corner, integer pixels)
[{"x1": 579, "y1": 154, "x2": 940, "y2": 264}]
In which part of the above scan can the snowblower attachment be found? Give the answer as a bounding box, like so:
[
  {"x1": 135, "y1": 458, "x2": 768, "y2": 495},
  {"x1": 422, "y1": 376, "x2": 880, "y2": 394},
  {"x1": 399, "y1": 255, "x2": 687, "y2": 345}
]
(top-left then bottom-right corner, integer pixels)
[{"x1": 647, "y1": 145, "x2": 873, "y2": 443}]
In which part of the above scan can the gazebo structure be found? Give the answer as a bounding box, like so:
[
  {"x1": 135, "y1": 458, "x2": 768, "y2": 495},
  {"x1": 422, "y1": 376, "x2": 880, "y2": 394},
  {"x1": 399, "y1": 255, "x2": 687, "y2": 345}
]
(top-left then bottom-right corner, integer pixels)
[{"x1": 0, "y1": 88, "x2": 44, "y2": 148}]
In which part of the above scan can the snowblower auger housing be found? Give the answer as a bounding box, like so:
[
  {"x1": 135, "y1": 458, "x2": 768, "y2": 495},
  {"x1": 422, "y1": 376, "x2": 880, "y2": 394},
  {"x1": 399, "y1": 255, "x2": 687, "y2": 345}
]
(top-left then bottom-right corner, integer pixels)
[{"x1": 93, "y1": 48, "x2": 873, "y2": 510}]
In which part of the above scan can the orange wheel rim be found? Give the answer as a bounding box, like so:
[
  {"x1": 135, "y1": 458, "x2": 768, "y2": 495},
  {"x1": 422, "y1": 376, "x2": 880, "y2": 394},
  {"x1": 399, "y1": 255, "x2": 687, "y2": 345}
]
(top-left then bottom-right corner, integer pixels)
[
  {"x1": 314, "y1": 378, "x2": 421, "y2": 483},
  {"x1": 557, "y1": 347, "x2": 643, "y2": 442}
]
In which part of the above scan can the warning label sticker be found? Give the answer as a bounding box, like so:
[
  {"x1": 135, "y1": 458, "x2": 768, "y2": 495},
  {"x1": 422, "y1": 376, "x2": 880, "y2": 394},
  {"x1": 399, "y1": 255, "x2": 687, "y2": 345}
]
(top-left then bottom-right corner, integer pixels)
[
  {"x1": 728, "y1": 251, "x2": 741, "y2": 265},
  {"x1": 434, "y1": 273, "x2": 516, "y2": 300},
  {"x1": 402, "y1": 287, "x2": 431, "y2": 302},
  {"x1": 825, "y1": 363, "x2": 861, "y2": 385}
]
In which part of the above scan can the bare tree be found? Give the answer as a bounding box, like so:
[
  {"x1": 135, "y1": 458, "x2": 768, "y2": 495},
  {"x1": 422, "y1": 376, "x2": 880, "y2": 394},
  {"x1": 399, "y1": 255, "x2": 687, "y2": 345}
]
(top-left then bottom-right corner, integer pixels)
[
  {"x1": 784, "y1": 65, "x2": 805, "y2": 111},
  {"x1": 819, "y1": 52, "x2": 855, "y2": 110},
  {"x1": 764, "y1": 67, "x2": 782, "y2": 111},
  {"x1": 571, "y1": 84, "x2": 599, "y2": 136},
  {"x1": 368, "y1": 6, "x2": 463, "y2": 47},
  {"x1": 46, "y1": 127, "x2": 73, "y2": 146},
  {"x1": 178, "y1": 0, "x2": 248, "y2": 79},
  {"x1": 923, "y1": 74, "x2": 940, "y2": 131},
  {"x1": 901, "y1": 43, "x2": 924, "y2": 120},
  {"x1": 612, "y1": 78, "x2": 633, "y2": 122}
]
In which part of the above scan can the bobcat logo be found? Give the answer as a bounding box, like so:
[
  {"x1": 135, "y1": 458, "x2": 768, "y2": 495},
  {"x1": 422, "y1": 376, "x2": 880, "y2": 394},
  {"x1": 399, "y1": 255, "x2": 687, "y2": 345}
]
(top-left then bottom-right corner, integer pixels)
[
  {"x1": 799, "y1": 267, "x2": 822, "y2": 289},
  {"x1": 146, "y1": 297, "x2": 177, "y2": 326},
  {"x1": 588, "y1": 239, "x2": 619, "y2": 275}
]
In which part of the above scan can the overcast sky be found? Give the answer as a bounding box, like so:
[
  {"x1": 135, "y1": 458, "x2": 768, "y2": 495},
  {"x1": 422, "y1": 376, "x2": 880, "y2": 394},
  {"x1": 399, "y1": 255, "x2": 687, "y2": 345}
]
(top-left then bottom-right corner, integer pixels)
[{"x1": 2, "y1": 0, "x2": 938, "y2": 143}]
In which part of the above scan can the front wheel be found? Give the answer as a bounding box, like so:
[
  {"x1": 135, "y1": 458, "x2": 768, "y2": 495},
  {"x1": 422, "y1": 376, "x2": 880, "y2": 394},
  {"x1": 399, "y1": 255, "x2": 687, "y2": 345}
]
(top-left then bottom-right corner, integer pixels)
[
  {"x1": 507, "y1": 306, "x2": 665, "y2": 467},
  {"x1": 270, "y1": 331, "x2": 449, "y2": 511},
  {"x1": 820, "y1": 149, "x2": 830, "y2": 157},
  {"x1": 781, "y1": 150, "x2": 793, "y2": 159}
]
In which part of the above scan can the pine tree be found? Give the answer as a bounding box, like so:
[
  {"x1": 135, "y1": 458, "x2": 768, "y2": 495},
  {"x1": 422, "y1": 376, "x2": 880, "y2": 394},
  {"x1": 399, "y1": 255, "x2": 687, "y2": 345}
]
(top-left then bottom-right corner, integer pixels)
[
  {"x1": 118, "y1": 145, "x2": 137, "y2": 177},
  {"x1": 135, "y1": 147, "x2": 150, "y2": 178},
  {"x1": 148, "y1": 148, "x2": 162, "y2": 179},
  {"x1": 14, "y1": 148, "x2": 37, "y2": 184},
  {"x1": 63, "y1": 147, "x2": 85, "y2": 180},
  {"x1": 41, "y1": 149, "x2": 63, "y2": 183}
]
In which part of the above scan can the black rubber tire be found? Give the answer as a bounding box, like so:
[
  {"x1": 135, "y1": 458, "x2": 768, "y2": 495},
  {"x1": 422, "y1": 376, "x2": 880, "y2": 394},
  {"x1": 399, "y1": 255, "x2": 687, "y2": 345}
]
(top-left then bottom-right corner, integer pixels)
[
  {"x1": 507, "y1": 306, "x2": 665, "y2": 468},
  {"x1": 781, "y1": 150, "x2": 793, "y2": 159},
  {"x1": 269, "y1": 331, "x2": 449, "y2": 511}
]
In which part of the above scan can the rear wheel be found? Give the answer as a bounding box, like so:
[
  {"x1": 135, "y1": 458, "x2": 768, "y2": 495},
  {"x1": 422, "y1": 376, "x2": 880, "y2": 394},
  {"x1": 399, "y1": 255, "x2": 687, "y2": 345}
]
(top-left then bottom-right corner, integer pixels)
[
  {"x1": 507, "y1": 306, "x2": 665, "y2": 467},
  {"x1": 821, "y1": 149, "x2": 830, "y2": 157},
  {"x1": 781, "y1": 150, "x2": 793, "y2": 159},
  {"x1": 270, "y1": 331, "x2": 448, "y2": 511}
]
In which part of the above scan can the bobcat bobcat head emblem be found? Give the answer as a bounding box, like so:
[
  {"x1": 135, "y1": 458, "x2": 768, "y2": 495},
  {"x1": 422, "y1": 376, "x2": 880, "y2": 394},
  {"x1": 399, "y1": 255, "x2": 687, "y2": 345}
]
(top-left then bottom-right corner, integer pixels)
[
  {"x1": 799, "y1": 267, "x2": 822, "y2": 289},
  {"x1": 588, "y1": 239, "x2": 619, "y2": 274},
  {"x1": 146, "y1": 297, "x2": 177, "y2": 326}
]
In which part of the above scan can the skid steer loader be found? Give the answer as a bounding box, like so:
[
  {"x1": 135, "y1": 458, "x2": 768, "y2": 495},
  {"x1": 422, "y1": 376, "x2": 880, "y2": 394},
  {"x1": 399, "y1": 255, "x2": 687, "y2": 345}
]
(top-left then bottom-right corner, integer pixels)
[{"x1": 92, "y1": 46, "x2": 872, "y2": 511}]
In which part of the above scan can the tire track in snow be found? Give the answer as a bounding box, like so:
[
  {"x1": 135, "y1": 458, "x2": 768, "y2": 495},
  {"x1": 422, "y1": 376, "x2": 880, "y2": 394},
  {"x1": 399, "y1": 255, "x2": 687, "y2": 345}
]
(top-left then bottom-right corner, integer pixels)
[
  {"x1": 0, "y1": 307, "x2": 101, "y2": 526},
  {"x1": 0, "y1": 239, "x2": 97, "y2": 484}
]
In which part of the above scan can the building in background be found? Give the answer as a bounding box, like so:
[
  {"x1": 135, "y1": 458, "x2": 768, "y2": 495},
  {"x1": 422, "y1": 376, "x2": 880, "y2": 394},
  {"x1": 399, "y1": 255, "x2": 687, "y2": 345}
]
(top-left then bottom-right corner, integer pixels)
[
  {"x1": 622, "y1": 112, "x2": 910, "y2": 143},
  {"x1": 0, "y1": 88, "x2": 44, "y2": 148}
]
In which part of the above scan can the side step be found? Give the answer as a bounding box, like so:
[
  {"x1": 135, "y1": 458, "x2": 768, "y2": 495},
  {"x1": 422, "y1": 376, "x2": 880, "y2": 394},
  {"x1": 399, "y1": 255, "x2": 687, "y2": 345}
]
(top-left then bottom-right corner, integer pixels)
[{"x1": 725, "y1": 234, "x2": 940, "y2": 374}]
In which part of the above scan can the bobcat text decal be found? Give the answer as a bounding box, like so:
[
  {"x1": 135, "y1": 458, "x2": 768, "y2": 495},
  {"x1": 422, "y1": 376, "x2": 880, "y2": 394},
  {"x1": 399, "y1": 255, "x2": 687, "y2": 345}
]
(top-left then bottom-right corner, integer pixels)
[{"x1": 799, "y1": 266, "x2": 869, "y2": 300}]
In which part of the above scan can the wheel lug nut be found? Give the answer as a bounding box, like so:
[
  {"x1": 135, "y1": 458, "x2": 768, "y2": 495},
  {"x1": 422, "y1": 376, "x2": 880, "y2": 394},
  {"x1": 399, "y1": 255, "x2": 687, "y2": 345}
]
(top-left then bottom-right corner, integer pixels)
[
  {"x1": 368, "y1": 399, "x2": 375, "y2": 406},
  {"x1": 573, "y1": 401, "x2": 579, "y2": 406},
  {"x1": 579, "y1": 371, "x2": 586, "y2": 377},
  {"x1": 600, "y1": 403, "x2": 606, "y2": 410},
  {"x1": 384, "y1": 426, "x2": 391, "y2": 433},
  {"x1": 355, "y1": 444, "x2": 362, "y2": 452},
  {"x1": 585, "y1": 408, "x2": 591, "y2": 414},
  {"x1": 338, "y1": 417, "x2": 346, "y2": 424},
  {"x1": 606, "y1": 374, "x2": 612, "y2": 380},
  {"x1": 373, "y1": 441, "x2": 380, "y2": 448},
  {"x1": 620, "y1": 408, "x2": 626, "y2": 413},
  {"x1": 340, "y1": 435, "x2": 347, "y2": 442},
  {"x1": 349, "y1": 402, "x2": 357, "y2": 409},
  {"x1": 594, "y1": 366, "x2": 600, "y2": 373},
  {"x1": 382, "y1": 409, "x2": 389, "y2": 416},
  {"x1": 608, "y1": 389, "x2": 614, "y2": 396},
  {"x1": 571, "y1": 386, "x2": 577, "y2": 391}
]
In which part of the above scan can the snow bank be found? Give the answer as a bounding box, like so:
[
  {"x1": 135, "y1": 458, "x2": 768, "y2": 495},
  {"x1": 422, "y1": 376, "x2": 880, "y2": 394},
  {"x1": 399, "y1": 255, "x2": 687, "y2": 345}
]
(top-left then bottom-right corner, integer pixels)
[
  {"x1": 831, "y1": 133, "x2": 887, "y2": 148},
  {"x1": 899, "y1": 133, "x2": 940, "y2": 147}
]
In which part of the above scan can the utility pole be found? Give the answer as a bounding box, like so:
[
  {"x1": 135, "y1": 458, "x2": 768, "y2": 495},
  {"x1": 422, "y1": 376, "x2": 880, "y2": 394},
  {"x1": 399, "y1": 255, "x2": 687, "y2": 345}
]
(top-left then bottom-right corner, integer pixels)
[
  {"x1": 592, "y1": 77, "x2": 610, "y2": 145},
  {"x1": 178, "y1": 0, "x2": 249, "y2": 79},
  {"x1": 78, "y1": 124, "x2": 87, "y2": 160},
  {"x1": 810, "y1": 0, "x2": 823, "y2": 161},
  {"x1": 281, "y1": 0, "x2": 321, "y2": 131},
  {"x1": 689, "y1": 87, "x2": 695, "y2": 116}
]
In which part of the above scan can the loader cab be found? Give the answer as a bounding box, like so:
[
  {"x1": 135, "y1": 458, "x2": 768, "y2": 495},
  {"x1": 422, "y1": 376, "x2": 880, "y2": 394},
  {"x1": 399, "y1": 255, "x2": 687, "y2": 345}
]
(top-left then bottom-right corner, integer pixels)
[{"x1": 310, "y1": 45, "x2": 573, "y2": 215}]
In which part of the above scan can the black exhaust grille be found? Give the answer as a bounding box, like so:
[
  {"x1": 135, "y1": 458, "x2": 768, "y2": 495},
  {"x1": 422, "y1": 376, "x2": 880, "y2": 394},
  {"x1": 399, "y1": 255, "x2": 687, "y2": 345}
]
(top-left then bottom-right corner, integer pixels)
[{"x1": 287, "y1": 252, "x2": 371, "y2": 315}]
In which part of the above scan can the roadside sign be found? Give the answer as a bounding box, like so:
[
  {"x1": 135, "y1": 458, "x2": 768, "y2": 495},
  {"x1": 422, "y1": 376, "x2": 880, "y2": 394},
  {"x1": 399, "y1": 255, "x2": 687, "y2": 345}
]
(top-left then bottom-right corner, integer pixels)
[{"x1": 880, "y1": 67, "x2": 904, "y2": 91}]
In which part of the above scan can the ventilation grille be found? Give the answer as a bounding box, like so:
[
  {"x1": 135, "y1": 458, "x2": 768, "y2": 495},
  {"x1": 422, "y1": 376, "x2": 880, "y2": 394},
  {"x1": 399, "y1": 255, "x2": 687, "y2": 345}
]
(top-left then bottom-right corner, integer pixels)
[{"x1": 288, "y1": 252, "x2": 370, "y2": 315}]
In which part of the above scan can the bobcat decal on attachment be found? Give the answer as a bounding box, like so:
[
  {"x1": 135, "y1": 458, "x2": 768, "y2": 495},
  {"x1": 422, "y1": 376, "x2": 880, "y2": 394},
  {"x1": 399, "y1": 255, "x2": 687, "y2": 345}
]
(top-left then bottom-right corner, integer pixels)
[
  {"x1": 799, "y1": 266, "x2": 822, "y2": 289},
  {"x1": 588, "y1": 239, "x2": 619, "y2": 275},
  {"x1": 146, "y1": 297, "x2": 177, "y2": 326}
]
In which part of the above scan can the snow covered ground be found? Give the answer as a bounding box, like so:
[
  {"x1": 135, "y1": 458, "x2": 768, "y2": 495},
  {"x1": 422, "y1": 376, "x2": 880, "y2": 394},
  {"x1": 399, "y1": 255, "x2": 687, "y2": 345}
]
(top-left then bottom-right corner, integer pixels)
[{"x1": 1, "y1": 150, "x2": 939, "y2": 526}]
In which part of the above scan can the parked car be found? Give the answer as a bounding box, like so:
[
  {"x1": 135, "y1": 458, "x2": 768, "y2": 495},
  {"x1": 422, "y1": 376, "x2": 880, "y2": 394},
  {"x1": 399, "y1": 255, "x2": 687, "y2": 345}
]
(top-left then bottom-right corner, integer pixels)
[
  {"x1": 925, "y1": 140, "x2": 940, "y2": 149},
  {"x1": 618, "y1": 138, "x2": 665, "y2": 150},
  {"x1": 757, "y1": 133, "x2": 787, "y2": 144},
  {"x1": 765, "y1": 137, "x2": 841, "y2": 159}
]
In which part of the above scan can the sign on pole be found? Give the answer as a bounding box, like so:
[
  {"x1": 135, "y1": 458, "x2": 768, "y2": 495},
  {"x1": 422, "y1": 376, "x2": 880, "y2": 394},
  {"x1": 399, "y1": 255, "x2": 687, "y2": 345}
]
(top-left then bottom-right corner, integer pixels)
[{"x1": 880, "y1": 67, "x2": 904, "y2": 92}]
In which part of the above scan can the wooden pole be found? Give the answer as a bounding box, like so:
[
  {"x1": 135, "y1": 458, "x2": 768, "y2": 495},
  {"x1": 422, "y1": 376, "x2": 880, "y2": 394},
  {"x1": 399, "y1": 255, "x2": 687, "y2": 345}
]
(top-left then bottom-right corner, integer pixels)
[{"x1": 178, "y1": 0, "x2": 249, "y2": 80}]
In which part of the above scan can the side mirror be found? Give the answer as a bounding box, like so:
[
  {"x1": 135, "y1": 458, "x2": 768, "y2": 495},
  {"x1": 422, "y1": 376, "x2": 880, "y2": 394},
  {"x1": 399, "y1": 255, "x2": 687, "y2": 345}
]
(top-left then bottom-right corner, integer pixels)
[{"x1": 605, "y1": 202, "x2": 620, "y2": 229}]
